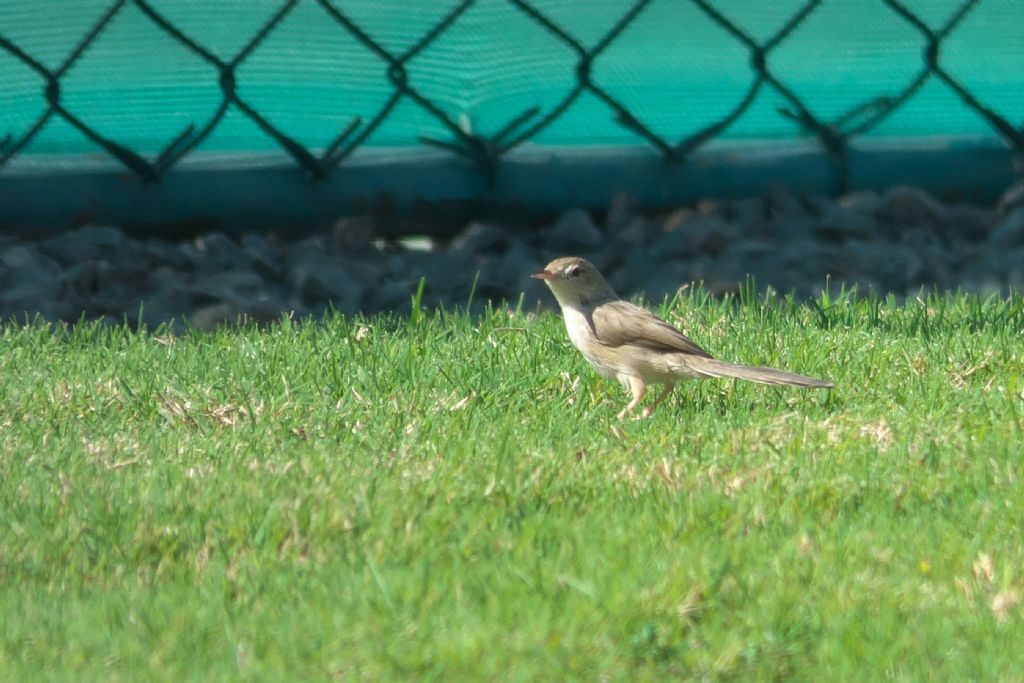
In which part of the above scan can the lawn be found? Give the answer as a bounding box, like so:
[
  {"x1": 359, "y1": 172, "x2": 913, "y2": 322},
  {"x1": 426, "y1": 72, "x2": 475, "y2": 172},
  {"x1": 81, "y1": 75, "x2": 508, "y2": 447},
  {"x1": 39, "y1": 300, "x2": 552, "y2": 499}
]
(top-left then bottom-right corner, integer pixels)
[{"x1": 2, "y1": 286, "x2": 1023, "y2": 681}]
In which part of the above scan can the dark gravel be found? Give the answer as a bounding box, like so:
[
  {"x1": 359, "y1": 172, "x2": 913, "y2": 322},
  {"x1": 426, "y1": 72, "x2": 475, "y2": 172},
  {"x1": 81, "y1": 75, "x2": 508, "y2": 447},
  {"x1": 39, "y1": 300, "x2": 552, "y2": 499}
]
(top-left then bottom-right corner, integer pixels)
[{"x1": 2, "y1": 182, "x2": 1023, "y2": 331}]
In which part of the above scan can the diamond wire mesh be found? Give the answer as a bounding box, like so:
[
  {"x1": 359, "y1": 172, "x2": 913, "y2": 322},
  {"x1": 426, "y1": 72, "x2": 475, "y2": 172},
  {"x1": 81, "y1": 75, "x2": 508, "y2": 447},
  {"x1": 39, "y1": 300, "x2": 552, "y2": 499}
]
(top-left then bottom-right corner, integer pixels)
[{"x1": 1, "y1": 0, "x2": 1021, "y2": 192}]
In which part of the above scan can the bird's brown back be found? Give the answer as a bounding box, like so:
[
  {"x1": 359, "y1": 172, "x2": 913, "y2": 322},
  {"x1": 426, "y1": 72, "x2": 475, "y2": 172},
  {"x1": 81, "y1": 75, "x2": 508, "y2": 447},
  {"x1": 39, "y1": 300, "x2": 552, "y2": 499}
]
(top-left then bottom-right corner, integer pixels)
[{"x1": 590, "y1": 300, "x2": 713, "y2": 359}]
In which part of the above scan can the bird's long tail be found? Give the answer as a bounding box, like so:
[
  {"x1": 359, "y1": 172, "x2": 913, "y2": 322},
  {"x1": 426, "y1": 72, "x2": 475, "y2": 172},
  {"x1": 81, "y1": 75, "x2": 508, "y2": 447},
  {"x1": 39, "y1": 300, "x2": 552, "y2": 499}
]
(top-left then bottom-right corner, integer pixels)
[{"x1": 686, "y1": 357, "x2": 834, "y2": 389}]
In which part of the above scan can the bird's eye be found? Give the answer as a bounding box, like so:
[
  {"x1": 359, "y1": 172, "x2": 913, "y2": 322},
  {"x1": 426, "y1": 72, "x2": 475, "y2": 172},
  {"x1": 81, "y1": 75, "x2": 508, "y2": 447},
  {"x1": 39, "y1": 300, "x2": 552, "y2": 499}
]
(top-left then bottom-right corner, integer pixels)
[{"x1": 566, "y1": 265, "x2": 581, "y2": 278}]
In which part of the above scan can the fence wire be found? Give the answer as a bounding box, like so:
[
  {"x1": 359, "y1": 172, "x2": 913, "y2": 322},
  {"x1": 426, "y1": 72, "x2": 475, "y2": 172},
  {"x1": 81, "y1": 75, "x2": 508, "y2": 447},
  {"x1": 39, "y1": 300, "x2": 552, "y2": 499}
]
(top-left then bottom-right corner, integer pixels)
[{"x1": 1, "y1": 0, "x2": 1020, "y2": 191}]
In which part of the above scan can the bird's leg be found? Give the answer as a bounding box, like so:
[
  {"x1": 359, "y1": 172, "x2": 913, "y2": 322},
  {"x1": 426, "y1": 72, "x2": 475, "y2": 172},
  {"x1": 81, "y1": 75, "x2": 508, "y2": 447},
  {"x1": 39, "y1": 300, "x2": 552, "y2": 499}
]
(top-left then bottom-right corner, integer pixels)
[
  {"x1": 641, "y1": 383, "x2": 676, "y2": 418},
  {"x1": 617, "y1": 375, "x2": 646, "y2": 420}
]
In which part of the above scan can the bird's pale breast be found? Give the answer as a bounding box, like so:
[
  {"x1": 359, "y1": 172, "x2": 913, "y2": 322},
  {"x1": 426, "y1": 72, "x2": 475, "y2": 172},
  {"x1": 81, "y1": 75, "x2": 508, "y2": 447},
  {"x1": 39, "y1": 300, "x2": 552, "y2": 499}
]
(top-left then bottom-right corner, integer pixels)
[{"x1": 562, "y1": 307, "x2": 617, "y2": 378}]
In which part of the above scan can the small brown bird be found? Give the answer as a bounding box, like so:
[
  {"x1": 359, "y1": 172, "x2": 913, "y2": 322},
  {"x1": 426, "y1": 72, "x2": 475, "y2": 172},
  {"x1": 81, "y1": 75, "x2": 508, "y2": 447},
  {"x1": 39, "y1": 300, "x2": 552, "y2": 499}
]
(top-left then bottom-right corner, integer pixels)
[{"x1": 532, "y1": 256, "x2": 834, "y2": 419}]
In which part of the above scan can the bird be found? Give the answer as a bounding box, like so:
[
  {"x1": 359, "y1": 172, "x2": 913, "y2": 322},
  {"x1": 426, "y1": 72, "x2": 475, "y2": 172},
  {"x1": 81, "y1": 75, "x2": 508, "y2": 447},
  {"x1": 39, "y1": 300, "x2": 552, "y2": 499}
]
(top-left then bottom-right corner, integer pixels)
[{"x1": 531, "y1": 256, "x2": 834, "y2": 419}]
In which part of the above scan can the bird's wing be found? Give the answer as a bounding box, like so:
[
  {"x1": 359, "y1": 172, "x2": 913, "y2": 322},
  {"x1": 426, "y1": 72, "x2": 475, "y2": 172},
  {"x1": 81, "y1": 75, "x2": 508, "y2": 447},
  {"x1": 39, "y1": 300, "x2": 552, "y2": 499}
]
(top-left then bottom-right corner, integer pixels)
[{"x1": 590, "y1": 300, "x2": 713, "y2": 358}]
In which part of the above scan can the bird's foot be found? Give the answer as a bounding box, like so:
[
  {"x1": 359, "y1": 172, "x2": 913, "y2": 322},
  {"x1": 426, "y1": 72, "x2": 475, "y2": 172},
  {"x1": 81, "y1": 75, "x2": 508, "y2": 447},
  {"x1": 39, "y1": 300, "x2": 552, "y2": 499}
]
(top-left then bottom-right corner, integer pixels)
[{"x1": 619, "y1": 405, "x2": 655, "y2": 421}]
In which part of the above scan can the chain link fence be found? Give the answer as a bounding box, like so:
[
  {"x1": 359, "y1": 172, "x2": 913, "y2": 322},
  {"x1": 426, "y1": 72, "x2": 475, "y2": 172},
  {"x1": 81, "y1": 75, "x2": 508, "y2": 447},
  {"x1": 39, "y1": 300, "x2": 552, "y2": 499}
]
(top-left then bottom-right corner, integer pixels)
[{"x1": 2, "y1": 0, "x2": 1021, "y2": 194}]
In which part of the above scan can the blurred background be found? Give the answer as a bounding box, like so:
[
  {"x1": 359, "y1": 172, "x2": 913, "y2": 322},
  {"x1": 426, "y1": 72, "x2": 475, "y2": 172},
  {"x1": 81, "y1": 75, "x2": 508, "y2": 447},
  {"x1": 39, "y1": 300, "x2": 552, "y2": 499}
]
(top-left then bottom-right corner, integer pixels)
[{"x1": 1, "y1": 0, "x2": 1022, "y2": 328}]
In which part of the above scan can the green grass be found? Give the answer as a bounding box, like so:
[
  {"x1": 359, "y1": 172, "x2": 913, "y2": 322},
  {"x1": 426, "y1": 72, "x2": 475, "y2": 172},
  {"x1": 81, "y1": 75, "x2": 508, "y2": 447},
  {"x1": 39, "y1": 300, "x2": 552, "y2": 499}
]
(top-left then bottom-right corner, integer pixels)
[{"x1": 2, "y1": 286, "x2": 1023, "y2": 681}]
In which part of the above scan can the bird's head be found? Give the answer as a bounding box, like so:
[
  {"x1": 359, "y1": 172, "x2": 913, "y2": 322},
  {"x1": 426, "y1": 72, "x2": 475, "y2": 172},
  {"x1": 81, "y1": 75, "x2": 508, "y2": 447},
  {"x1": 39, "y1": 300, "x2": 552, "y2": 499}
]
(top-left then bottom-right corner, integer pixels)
[{"x1": 531, "y1": 256, "x2": 617, "y2": 309}]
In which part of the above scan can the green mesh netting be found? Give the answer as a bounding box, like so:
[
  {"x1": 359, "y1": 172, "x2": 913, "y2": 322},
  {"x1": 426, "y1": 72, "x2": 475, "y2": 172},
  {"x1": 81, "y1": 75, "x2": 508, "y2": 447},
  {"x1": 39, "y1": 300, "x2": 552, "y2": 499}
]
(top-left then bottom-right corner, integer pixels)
[{"x1": 2, "y1": 0, "x2": 1022, "y2": 180}]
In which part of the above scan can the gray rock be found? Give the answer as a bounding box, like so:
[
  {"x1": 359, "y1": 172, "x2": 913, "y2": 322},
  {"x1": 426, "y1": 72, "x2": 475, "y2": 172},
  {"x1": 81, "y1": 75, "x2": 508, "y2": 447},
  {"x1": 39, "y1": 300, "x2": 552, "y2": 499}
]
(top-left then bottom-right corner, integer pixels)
[
  {"x1": 769, "y1": 215, "x2": 816, "y2": 242},
  {"x1": 573, "y1": 246, "x2": 620, "y2": 273},
  {"x1": 691, "y1": 254, "x2": 746, "y2": 296},
  {"x1": 662, "y1": 207, "x2": 697, "y2": 232},
  {"x1": 0, "y1": 245, "x2": 67, "y2": 320},
  {"x1": 845, "y1": 240, "x2": 923, "y2": 291},
  {"x1": 608, "y1": 249, "x2": 659, "y2": 294},
  {"x1": 145, "y1": 239, "x2": 196, "y2": 270},
  {"x1": 364, "y1": 282, "x2": 413, "y2": 315},
  {"x1": 189, "y1": 232, "x2": 245, "y2": 270},
  {"x1": 944, "y1": 205, "x2": 996, "y2": 241},
  {"x1": 824, "y1": 276, "x2": 882, "y2": 299},
  {"x1": 241, "y1": 234, "x2": 282, "y2": 277},
  {"x1": 779, "y1": 238, "x2": 845, "y2": 279},
  {"x1": 187, "y1": 286, "x2": 291, "y2": 329},
  {"x1": 997, "y1": 179, "x2": 1024, "y2": 215},
  {"x1": 131, "y1": 285, "x2": 192, "y2": 332},
  {"x1": 189, "y1": 302, "x2": 237, "y2": 331},
  {"x1": 764, "y1": 186, "x2": 808, "y2": 219},
  {"x1": 422, "y1": 250, "x2": 474, "y2": 294},
  {"x1": 338, "y1": 254, "x2": 386, "y2": 287},
  {"x1": 38, "y1": 225, "x2": 125, "y2": 265},
  {"x1": 959, "y1": 279, "x2": 1006, "y2": 297},
  {"x1": 150, "y1": 264, "x2": 187, "y2": 290},
  {"x1": 332, "y1": 215, "x2": 375, "y2": 252},
  {"x1": 636, "y1": 261, "x2": 693, "y2": 304},
  {"x1": 808, "y1": 196, "x2": 878, "y2": 241},
  {"x1": 2, "y1": 244, "x2": 62, "y2": 282},
  {"x1": 1005, "y1": 247, "x2": 1024, "y2": 289},
  {"x1": 48, "y1": 228, "x2": 154, "y2": 315},
  {"x1": 657, "y1": 213, "x2": 739, "y2": 258},
  {"x1": 875, "y1": 186, "x2": 945, "y2": 227},
  {"x1": 510, "y1": 269, "x2": 548, "y2": 306},
  {"x1": 2, "y1": 178, "x2": 1019, "y2": 326},
  {"x1": 544, "y1": 208, "x2": 603, "y2": 252},
  {"x1": 717, "y1": 240, "x2": 777, "y2": 280},
  {"x1": 605, "y1": 192, "x2": 638, "y2": 233},
  {"x1": 60, "y1": 259, "x2": 104, "y2": 298},
  {"x1": 718, "y1": 239, "x2": 775, "y2": 260},
  {"x1": 286, "y1": 248, "x2": 364, "y2": 313},
  {"x1": 728, "y1": 197, "x2": 770, "y2": 236},
  {"x1": 611, "y1": 216, "x2": 656, "y2": 247},
  {"x1": 901, "y1": 228, "x2": 953, "y2": 286},
  {"x1": 240, "y1": 292, "x2": 291, "y2": 324},
  {"x1": 477, "y1": 241, "x2": 537, "y2": 300},
  {"x1": 521, "y1": 279, "x2": 555, "y2": 312},
  {"x1": 988, "y1": 207, "x2": 1024, "y2": 247},
  {"x1": 62, "y1": 248, "x2": 155, "y2": 308},
  {"x1": 721, "y1": 238, "x2": 839, "y2": 295},
  {"x1": 451, "y1": 221, "x2": 509, "y2": 255},
  {"x1": 958, "y1": 246, "x2": 1013, "y2": 294},
  {"x1": 838, "y1": 190, "x2": 883, "y2": 216},
  {"x1": 189, "y1": 270, "x2": 266, "y2": 306},
  {"x1": 383, "y1": 249, "x2": 434, "y2": 282}
]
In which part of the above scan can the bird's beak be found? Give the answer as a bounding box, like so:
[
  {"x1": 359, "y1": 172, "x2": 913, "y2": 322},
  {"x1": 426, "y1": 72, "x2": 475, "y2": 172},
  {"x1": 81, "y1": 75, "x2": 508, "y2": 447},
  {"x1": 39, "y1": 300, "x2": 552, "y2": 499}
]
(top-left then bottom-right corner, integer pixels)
[{"x1": 531, "y1": 270, "x2": 556, "y2": 280}]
